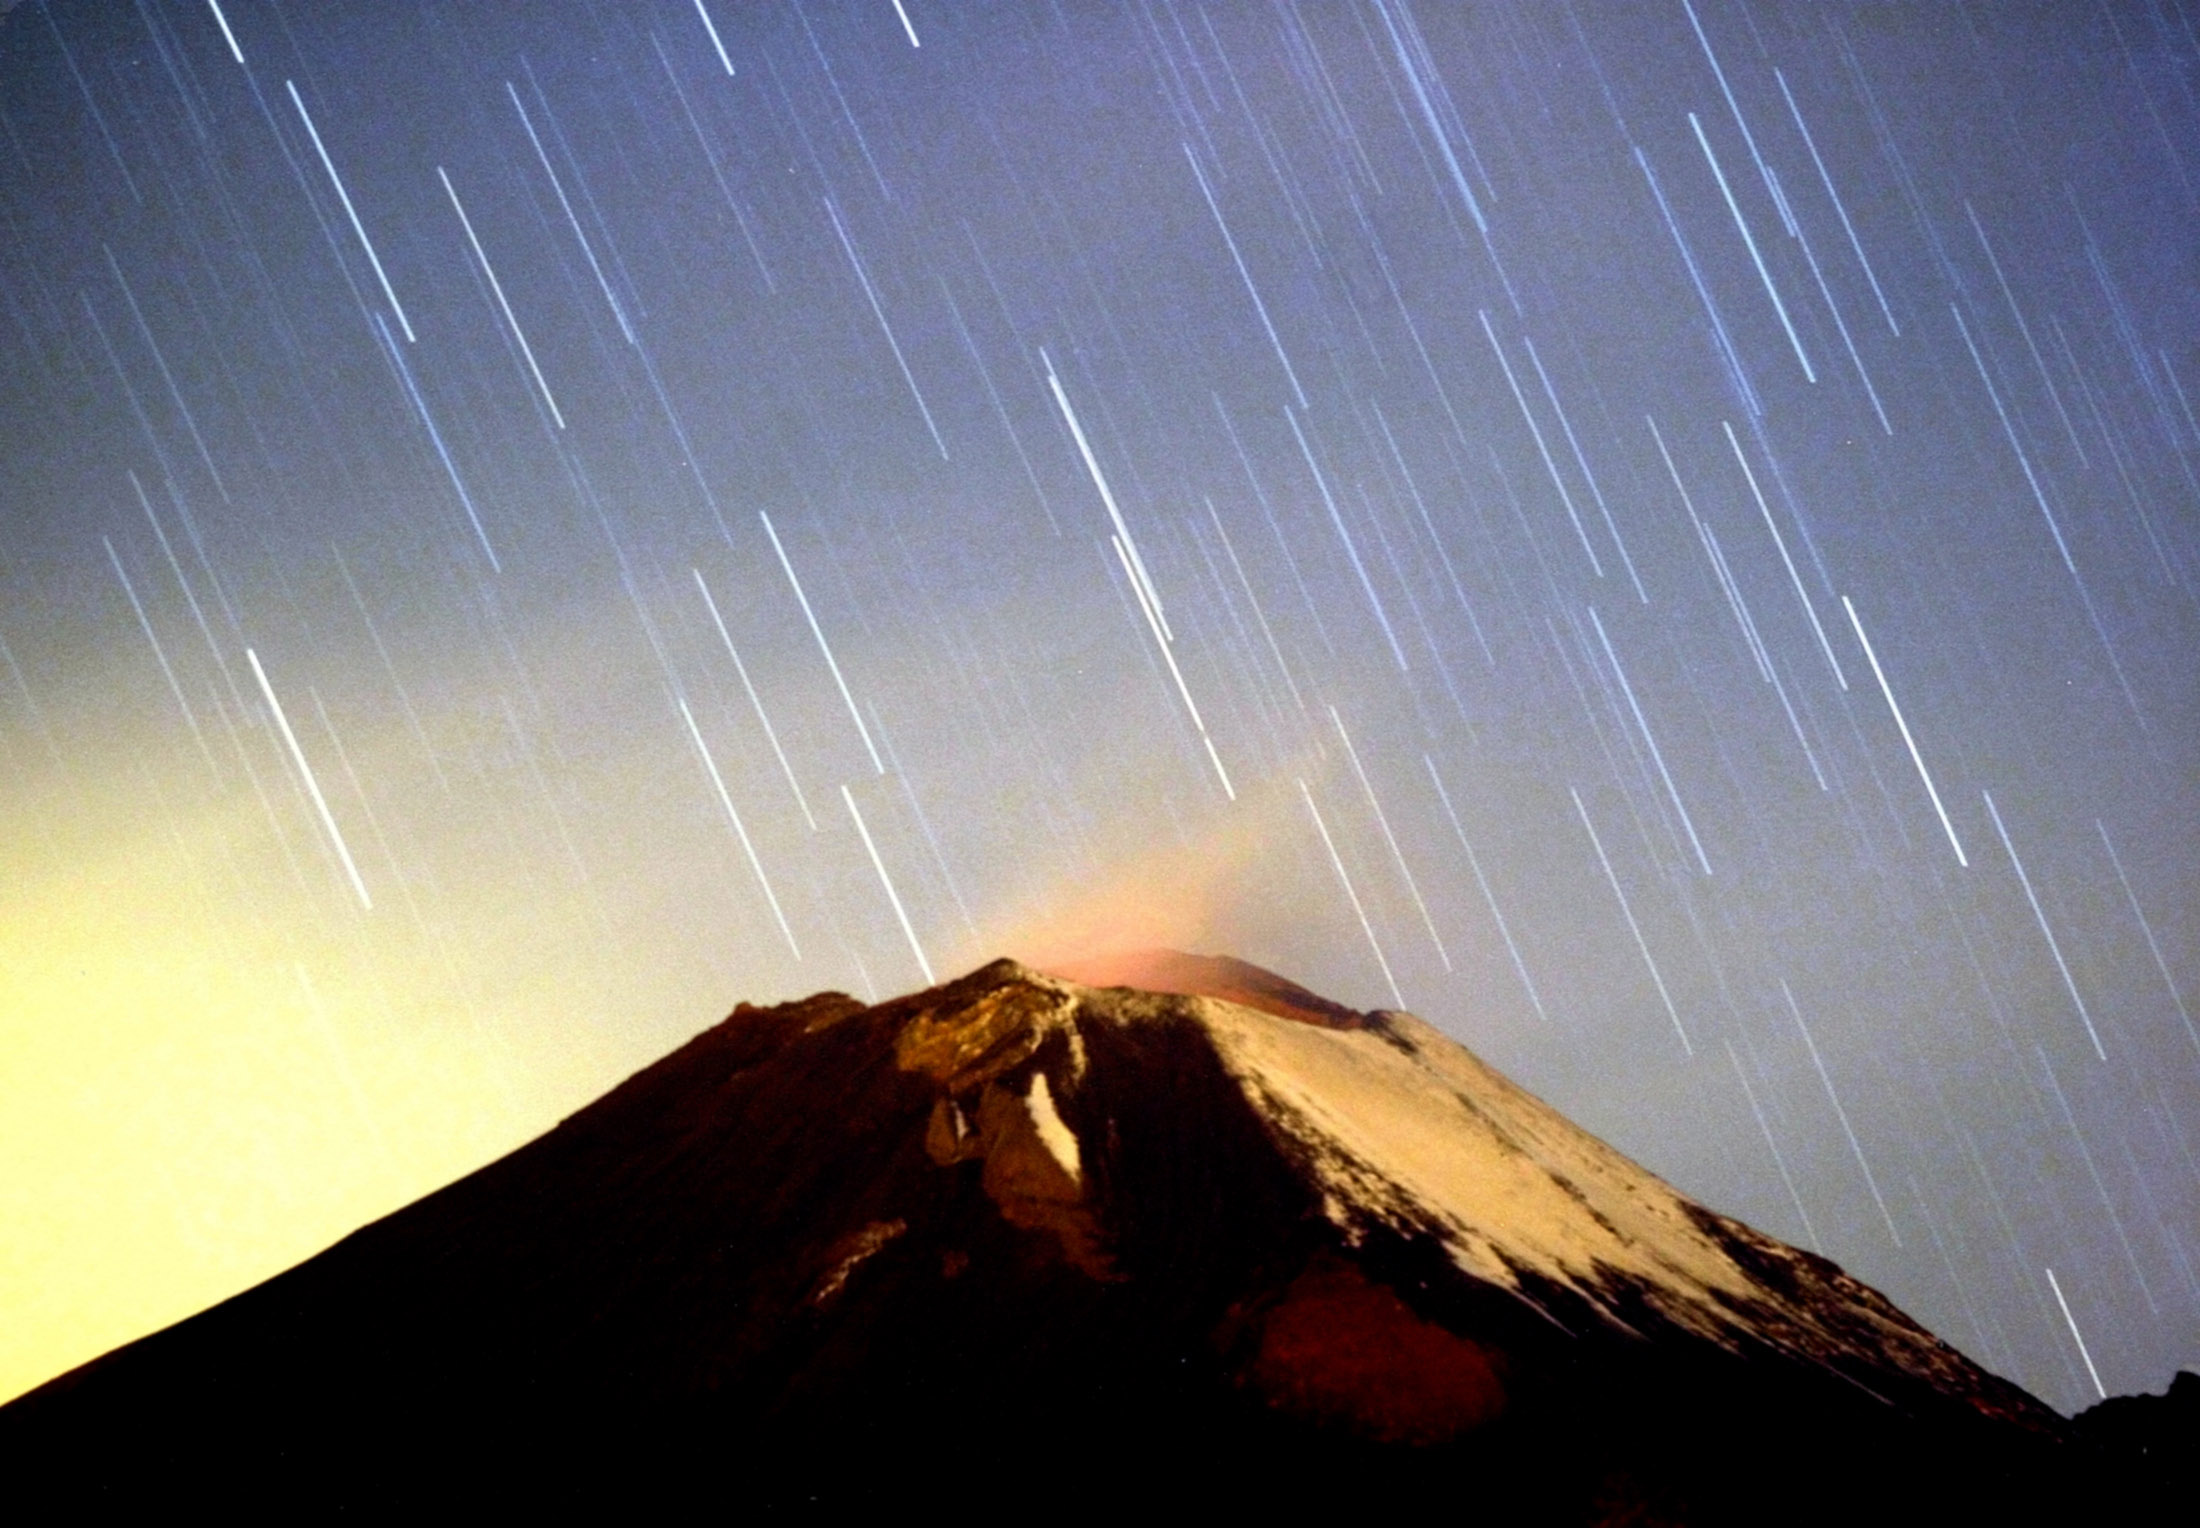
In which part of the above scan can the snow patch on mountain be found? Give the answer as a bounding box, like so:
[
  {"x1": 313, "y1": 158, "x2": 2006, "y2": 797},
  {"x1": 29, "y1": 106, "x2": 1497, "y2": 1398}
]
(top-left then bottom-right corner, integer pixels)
[{"x1": 1024, "y1": 1071, "x2": 1081, "y2": 1185}]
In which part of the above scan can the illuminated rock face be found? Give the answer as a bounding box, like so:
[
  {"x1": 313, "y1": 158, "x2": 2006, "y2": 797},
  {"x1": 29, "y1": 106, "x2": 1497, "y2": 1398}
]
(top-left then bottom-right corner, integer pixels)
[{"x1": 0, "y1": 957, "x2": 2088, "y2": 1519}]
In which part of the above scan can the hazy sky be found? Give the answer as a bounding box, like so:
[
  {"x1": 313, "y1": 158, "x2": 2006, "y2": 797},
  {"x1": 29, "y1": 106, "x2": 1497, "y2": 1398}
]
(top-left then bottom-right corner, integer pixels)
[{"x1": 1, "y1": 1, "x2": 2194, "y2": 1415}]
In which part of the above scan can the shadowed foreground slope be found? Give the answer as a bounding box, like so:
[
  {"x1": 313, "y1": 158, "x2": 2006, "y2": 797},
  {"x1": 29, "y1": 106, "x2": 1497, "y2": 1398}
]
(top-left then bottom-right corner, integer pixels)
[{"x1": 0, "y1": 955, "x2": 2139, "y2": 1517}]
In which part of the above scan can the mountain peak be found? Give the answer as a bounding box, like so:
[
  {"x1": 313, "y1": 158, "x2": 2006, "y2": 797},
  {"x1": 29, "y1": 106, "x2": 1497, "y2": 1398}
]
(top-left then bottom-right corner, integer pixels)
[
  {"x1": 1033, "y1": 947, "x2": 1375, "y2": 1029},
  {"x1": 1, "y1": 956, "x2": 2096, "y2": 1517}
]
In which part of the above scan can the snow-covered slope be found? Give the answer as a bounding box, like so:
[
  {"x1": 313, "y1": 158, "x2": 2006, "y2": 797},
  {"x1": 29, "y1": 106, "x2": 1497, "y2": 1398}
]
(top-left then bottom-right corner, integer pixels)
[
  {"x1": 1195, "y1": 987, "x2": 2034, "y2": 1420},
  {"x1": 997, "y1": 953, "x2": 2050, "y2": 1430}
]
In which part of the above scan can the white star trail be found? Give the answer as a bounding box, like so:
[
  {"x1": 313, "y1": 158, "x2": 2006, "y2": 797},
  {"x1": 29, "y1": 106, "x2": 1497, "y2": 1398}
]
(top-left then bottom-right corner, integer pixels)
[{"x1": 247, "y1": 646, "x2": 372, "y2": 912}]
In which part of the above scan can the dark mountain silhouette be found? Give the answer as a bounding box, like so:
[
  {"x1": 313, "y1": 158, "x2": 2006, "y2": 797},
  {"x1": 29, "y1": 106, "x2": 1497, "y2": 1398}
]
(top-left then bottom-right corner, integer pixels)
[
  {"x1": 2071, "y1": 1369, "x2": 2200, "y2": 1509},
  {"x1": 0, "y1": 954, "x2": 2172, "y2": 1518}
]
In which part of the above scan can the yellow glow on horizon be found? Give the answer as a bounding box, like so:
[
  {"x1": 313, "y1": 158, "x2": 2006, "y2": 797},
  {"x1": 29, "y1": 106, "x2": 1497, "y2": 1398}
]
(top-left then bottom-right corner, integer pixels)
[
  {"x1": 0, "y1": 594, "x2": 857, "y2": 1409},
  {"x1": 0, "y1": 795, "x2": 534, "y2": 1405}
]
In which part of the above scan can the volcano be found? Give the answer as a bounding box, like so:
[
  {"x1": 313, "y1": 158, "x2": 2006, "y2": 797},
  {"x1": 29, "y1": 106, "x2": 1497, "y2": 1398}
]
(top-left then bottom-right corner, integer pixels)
[{"x1": 0, "y1": 954, "x2": 2138, "y2": 1517}]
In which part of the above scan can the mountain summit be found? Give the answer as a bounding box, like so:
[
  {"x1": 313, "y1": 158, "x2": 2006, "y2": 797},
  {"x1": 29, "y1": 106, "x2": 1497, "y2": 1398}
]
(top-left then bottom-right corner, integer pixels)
[{"x1": 0, "y1": 955, "x2": 2111, "y2": 1516}]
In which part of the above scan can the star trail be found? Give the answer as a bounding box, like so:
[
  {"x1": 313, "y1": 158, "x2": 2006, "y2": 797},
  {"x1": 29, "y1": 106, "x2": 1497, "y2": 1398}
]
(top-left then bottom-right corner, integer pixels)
[{"x1": 0, "y1": 1, "x2": 2194, "y2": 1418}]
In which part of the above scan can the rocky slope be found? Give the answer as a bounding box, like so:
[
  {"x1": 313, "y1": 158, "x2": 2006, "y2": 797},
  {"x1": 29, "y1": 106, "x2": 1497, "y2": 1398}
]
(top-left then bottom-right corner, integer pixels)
[{"x1": 0, "y1": 954, "x2": 2105, "y2": 1518}]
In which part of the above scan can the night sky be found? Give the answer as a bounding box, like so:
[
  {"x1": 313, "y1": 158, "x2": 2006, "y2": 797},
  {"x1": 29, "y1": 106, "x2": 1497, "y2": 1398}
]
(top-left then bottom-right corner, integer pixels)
[{"x1": 2, "y1": 0, "x2": 2196, "y2": 1416}]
